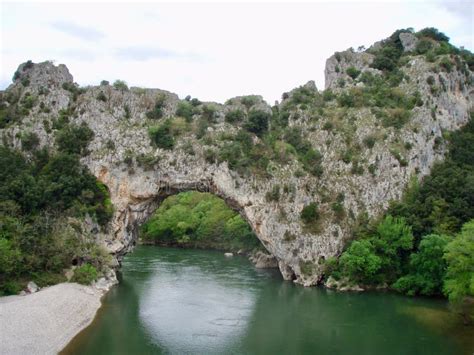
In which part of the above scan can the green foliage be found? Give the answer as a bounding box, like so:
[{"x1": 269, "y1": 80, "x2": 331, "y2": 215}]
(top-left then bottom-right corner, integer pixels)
[
  {"x1": 71, "y1": 264, "x2": 98, "y2": 285},
  {"x1": 265, "y1": 185, "x2": 280, "y2": 202},
  {"x1": 388, "y1": 115, "x2": 474, "y2": 239},
  {"x1": 393, "y1": 234, "x2": 450, "y2": 296},
  {"x1": 0, "y1": 147, "x2": 112, "y2": 293},
  {"x1": 443, "y1": 220, "x2": 474, "y2": 324},
  {"x1": 56, "y1": 122, "x2": 94, "y2": 156},
  {"x1": 417, "y1": 27, "x2": 450, "y2": 42},
  {"x1": 96, "y1": 91, "x2": 107, "y2": 102},
  {"x1": 176, "y1": 101, "x2": 194, "y2": 122},
  {"x1": 240, "y1": 95, "x2": 259, "y2": 109},
  {"x1": 244, "y1": 109, "x2": 270, "y2": 136},
  {"x1": 330, "y1": 216, "x2": 413, "y2": 285},
  {"x1": 301, "y1": 203, "x2": 319, "y2": 224},
  {"x1": 148, "y1": 120, "x2": 175, "y2": 150},
  {"x1": 363, "y1": 135, "x2": 376, "y2": 148},
  {"x1": 141, "y1": 191, "x2": 260, "y2": 252},
  {"x1": 146, "y1": 95, "x2": 166, "y2": 120},
  {"x1": 225, "y1": 109, "x2": 245, "y2": 123},
  {"x1": 346, "y1": 66, "x2": 361, "y2": 79},
  {"x1": 339, "y1": 240, "x2": 382, "y2": 284},
  {"x1": 113, "y1": 80, "x2": 128, "y2": 91},
  {"x1": 283, "y1": 127, "x2": 323, "y2": 176},
  {"x1": 21, "y1": 132, "x2": 40, "y2": 151}
]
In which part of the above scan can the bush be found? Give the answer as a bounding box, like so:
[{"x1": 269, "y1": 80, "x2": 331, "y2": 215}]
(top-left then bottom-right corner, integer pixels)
[
  {"x1": 439, "y1": 57, "x2": 453, "y2": 72},
  {"x1": 393, "y1": 234, "x2": 450, "y2": 296},
  {"x1": 96, "y1": 92, "x2": 107, "y2": 102},
  {"x1": 244, "y1": 110, "x2": 270, "y2": 137},
  {"x1": 146, "y1": 95, "x2": 166, "y2": 120},
  {"x1": 363, "y1": 135, "x2": 376, "y2": 149},
  {"x1": 225, "y1": 109, "x2": 245, "y2": 123},
  {"x1": 21, "y1": 132, "x2": 40, "y2": 151},
  {"x1": 240, "y1": 96, "x2": 259, "y2": 109},
  {"x1": 346, "y1": 66, "x2": 361, "y2": 79},
  {"x1": 148, "y1": 120, "x2": 174, "y2": 150},
  {"x1": 56, "y1": 122, "x2": 94, "y2": 156},
  {"x1": 443, "y1": 220, "x2": 474, "y2": 324},
  {"x1": 301, "y1": 203, "x2": 319, "y2": 224},
  {"x1": 339, "y1": 240, "x2": 382, "y2": 284},
  {"x1": 265, "y1": 185, "x2": 280, "y2": 202},
  {"x1": 113, "y1": 80, "x2": 128, "y2": 91},
  {"x1": 417, "y1": 27, "x2": 449, "y2": 42},
  {"x1": 71, "y1": 264, "x2": 98, "y2": 285},
  {"x1": 176, "y1": 101, "x2": 193, "y2": 122}
]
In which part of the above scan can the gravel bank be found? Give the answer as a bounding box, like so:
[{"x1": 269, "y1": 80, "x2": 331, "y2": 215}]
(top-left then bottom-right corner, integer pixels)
[{"x1": 0, "y1": 283, "x2": 108, "y2": 354}]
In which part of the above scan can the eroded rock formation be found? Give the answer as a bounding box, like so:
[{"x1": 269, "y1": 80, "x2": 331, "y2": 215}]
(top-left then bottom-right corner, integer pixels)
[{"x1": 1, "y1": 31, "x2": 472, "y2": 286}]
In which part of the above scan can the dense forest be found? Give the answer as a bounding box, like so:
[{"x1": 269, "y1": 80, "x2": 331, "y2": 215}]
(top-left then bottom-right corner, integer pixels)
[
  {"x1": 0, "y1": 122, "x2": 113, "y2": 295},
  {"x1": 325, "y1": 114, "x2": 474, "y2": 324},
  {"x1": 141, "y1": 191, "x2": 261, "y2": 252}
]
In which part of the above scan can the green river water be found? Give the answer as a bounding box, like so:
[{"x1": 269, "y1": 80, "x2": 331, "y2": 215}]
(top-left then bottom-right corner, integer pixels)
[{"x1": 62, "y1": 246, "x2": 473, "y2": 355}]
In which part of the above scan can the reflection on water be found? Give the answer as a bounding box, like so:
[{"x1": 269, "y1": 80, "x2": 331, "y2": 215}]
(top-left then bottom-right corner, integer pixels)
[
  {"x1": 139, "y1": 264, "x2": 256, "y2": 353},
  {"x1": 62, "y1": 246, "x2": 474, "y2": 355}
]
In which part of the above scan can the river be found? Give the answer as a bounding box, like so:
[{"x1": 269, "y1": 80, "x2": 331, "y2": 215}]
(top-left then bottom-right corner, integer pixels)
[{"x1": 62, "y1": 246, "x2": 473, "y2": 354}]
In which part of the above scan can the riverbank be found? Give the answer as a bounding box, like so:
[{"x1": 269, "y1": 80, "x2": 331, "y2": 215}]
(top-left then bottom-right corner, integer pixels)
[{"x1": 0, "y1": 282, "x2": 113, "y2": 354}]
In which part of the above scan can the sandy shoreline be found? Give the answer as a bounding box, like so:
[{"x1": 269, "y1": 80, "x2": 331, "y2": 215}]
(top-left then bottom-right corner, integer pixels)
[{"x1": 0, "y1": 283, "x2": 109, "y2": 355}]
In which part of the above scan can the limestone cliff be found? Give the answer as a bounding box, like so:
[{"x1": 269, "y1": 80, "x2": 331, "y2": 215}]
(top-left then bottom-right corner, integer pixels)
[{"x1": 1, "y1": 30, "x2": 472, "y2": 286}]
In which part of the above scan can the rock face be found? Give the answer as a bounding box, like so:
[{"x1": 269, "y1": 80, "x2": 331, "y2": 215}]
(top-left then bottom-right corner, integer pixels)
[{"x1": 1, "y1": 33, "x2": 473, "y2": 286}]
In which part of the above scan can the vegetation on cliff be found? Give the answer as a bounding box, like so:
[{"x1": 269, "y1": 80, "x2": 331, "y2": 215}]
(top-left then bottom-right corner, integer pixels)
[
  {"x1": 141, "y1": 191, "x2": 261, "y2": 252},
  {"x1": 0, "y1": 122, "x2": 113, "y2": 295},
  {"x1": 325, "y1": 113, "x2": 474, "y2": 323}
]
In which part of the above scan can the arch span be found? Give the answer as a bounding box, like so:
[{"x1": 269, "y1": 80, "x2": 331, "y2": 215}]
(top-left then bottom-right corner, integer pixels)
[{"x1": 94, "y1": 165, "x2": 310, "y2": 284}]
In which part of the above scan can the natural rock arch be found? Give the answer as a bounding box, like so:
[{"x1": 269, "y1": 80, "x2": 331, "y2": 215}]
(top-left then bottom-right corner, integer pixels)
[
  {"x1": 94, "y1": 165, "x2": 300, "y2": 282},
  {"x1": 3, "y1": 42, "x2": 472, "y2": 285}
]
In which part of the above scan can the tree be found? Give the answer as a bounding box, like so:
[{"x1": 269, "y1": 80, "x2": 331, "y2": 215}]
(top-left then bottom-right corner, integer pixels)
[
  {"x1": 148, "y1": 121, "x2": 174, "y2": 150},
  {"x1": 443, "y1": 219, "x2": 474, "y2": 324},
  {"x1": 394, "y1": 234, "x2": 450, "y2": 296},
  {"x1": 113, "y1": 80, "x2": 128, "y2": 91},
  {"x1": 339, "y1": 240, "x2": 381, "y2": 284},
  {"x1": 244, "y1": 110, "x2": 270, "y2": 136},
  {"x1": 372, "y1": 215, "x2": 413, "y2": 281}
]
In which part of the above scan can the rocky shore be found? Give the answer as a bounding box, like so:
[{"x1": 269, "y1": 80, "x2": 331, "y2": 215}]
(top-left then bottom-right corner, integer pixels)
[{"x1": 0, "y1": 280, "x2": 116, "y2": 354}]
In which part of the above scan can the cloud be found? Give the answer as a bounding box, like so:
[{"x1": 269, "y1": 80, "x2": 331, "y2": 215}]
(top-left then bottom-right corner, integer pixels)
[
  {"x1": 50, "y1": 21, "x2": 104, "y2": 41},
  {"x1": 114, "y1": 46, "x2": 202, "y2": 61}
]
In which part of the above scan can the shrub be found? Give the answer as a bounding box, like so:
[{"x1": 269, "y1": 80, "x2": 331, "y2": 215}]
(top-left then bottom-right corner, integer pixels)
[
  {"x1": 71, "y1": 264, "x2": 98, "y2": 285},
  {"x1": 417, "y1": 27, "x2": 449, "y2": 42},
  {"x1": 241, "y1": 95, "x2": 259, "y2": 109},
  {"x1": 301, "y1": 202, "x2": 319, "y2": 224},
  {"x1": 265, "y1": 185, "x2": 280, "y2": 202},
  {"x1": 176, "y1": 101, "x2": 193, "y2": 122},
  {"x1": 394, "y1": 234, "x2": 450, "y2": 296},
  {"x1": 21, "y1": 132, "x2": 40, "y2": 151},
  {"x1": 225, "y1": 109, "x2": 245, "y2": 123},
  {"x1": 443, "y1": 220, "x2": 474, "y2": 324},
  {"x1": 244, "y1": 109, "x2": 270, "y2": 137},
  {"x1": 363, "y1": 135, "x2": 376, "y2": 148},
  {"x1": 96, "y1": 92, "x2": 107, "y2": 102},
  {"x1": 100, "y1": 80, "x2": 109, "y2": 86},
  {"x1": 56, "y1": 122, "x2": 94, "y2": 156},
  {"x1": 113, "y1": 80, "x2": 128, "y2": 91},
  {"x1": 439, "y1": 57, "x2": 453, "y2": 72},
  {"x1": 148, "y1": 120, "x2": 174, "y2": 150},
  {"x1": 346, "y1": 66, "x2": 361, "y2": 79},
  {"x1": 339, "y1": 240, "x2": 382, "y2": 284},
  {"x1": 146, "y1": 95, "x2": 166, "y2": 120}
]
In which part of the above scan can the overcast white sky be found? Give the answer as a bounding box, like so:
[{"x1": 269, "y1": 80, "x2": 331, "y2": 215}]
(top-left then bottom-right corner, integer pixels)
[{"x1": 1, "y1": 1, "x2": 473, "y2": 103}]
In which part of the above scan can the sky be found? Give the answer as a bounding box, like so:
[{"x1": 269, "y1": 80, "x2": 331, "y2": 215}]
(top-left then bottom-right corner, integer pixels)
[{"x1": 1, "y1": 0, "x2": 473, "y2": 103}]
